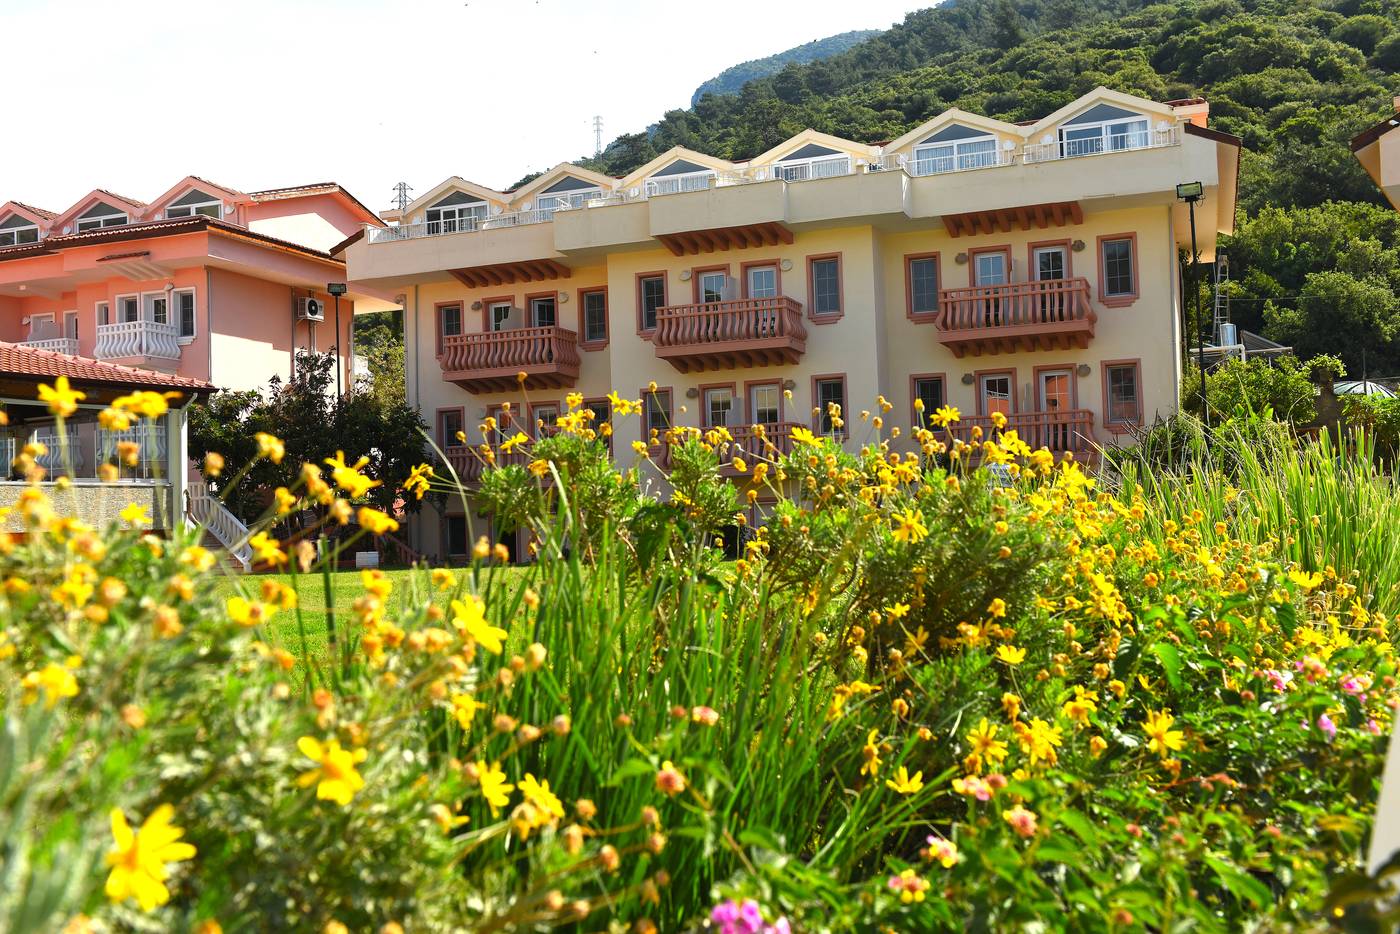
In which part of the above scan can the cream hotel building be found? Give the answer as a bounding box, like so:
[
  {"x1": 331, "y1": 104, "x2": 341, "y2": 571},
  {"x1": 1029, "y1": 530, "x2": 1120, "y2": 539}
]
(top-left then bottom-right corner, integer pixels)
[{"x1": 342, "y1": 88, "x2": 1240, "y2": 558}]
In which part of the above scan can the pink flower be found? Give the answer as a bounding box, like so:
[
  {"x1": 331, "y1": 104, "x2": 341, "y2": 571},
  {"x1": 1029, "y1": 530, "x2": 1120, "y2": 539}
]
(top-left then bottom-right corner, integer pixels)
[
  {"x1": 1317, "y1": 714, "x2": 1337, "y2": 741},
  {"x1": 1264, "y1": 669, "x2": 1293, "y2": 692},
  {"x1": 1339, "y1": 675, "x2": 1363, "y2": 695},
  {"x1": 1003, "y1": 804, "x2": 1038, "y2": 838},
  {"x1": 691, "y1": 705, "x2": 720, "y2": 726}
]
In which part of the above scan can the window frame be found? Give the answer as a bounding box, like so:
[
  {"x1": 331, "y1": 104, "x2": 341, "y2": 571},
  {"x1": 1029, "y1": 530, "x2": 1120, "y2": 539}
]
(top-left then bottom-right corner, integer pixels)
[
  {"x1": 0, "y1": 224, "x2": 40, "y2": 246},
  {"x1": 95, "y1": 300, "x2": 111, "y2": 327},
  {"x1": 968, "y1": 244, "x2": 1012, "y2": 287},
  {"x1": 636, "y1": 271, "x2": 667, "y2": 335},
  {"x1": 424, "y1": 202, "x2": 486, "y2": 234},
  {"x1": 806, "y1": 253, "x2": 844, "y2": 322},
  {"x1": 740, "y1": 260, "x2": 781, "y2": 300},
  {"x1": 642, "y1": 386, "x2": 673, "y2": 441},
  {"x1": 584, "y1": 396, "x2": 614, "y2": 454},
  {"x1": 911, "y1": 134, "x2": 1000, "y2": 175},
  {"x1": 745, "y1": 379, "x2": 784, "y2": 427},
  {"x1": 63, "y1": 310, "x2": 79, "y2": 342},
  {"x1": 691, "y1": 264, "x2": 731, "y2": 305},
  {"x1": 904, "y1": 252, "x2": 941, "y2": 321},
  {"x1": 1102, "y1": 358, "x2": 1144, "y2": 428},
  {"x1": 173, "y1": 288, "x2": 197, "y2": 342},
  {"x1": 529, "y1": 400, "x2": 561, "y2": 439},
  {"x1": 76, "y1": 211, "x2": 128, "y2": 232},
  {"x1": 165, "y1": 200, "x2": 223, "y2": 219},
  {"x1": 115, "y1": 293, "x2": 140, "y2": 324},
  {"x1": 810, "y1": 373, "x2": 848, "y2": 438},
  {"x1": 26, "y1": 312, "x2": 54, "y2": 341},
  {"x1": 436, "y1": 406, "x2": 466, "y2": 448},
  {"x1": 1027, "y1": 239, "x2": 1074, "y2": 281},
  {"x1": 435, "y1": 301, "x2": 464, "y2": 355},
  {"x1": 1058, "y1": 116, "x2": 1152, "y2": 158},
  {"x1": 525, "y1": 291, "x2": 558, "y2": 329},
  {"x1": 1096, "y1": 233, "x2": 1139, "y2": 307},
  {"x1": 700, "y1": 382, "x2": 738, "y2": 429},
  {"x1": 975, "y1": 368, "x2": 1018, "y2": 418},
  {"x1": 141, "y1": 291, "x2": 169, "y2": 327},
  {"x1": 578, "y1": 287, "x2": 609, "y2": 348},
  {"x1": 909, "y1": 373, "x2": 947, "y2": 429}
]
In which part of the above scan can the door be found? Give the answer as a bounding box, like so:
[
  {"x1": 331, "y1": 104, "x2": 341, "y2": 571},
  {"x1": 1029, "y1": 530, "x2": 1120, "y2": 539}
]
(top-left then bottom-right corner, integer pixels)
[
  {"x1": 749, "y1": 383, "x2": 780, "y2": 426},
  {"x1": 974, "y1": 250, "x2": 1009, "y2": 326},
  {"x1": 1033, "y1": 246, "x2": 1068, "y2": 321},
  {"x1": 746, "y1": 265, "x2": 778, "y2": 335},
  {"x1": 489, "y1": 303, "x2": 512, "y2": 332},
  {"x1": 530, "y1": 297, "x2": 556, "y2": 328},
  {"x1": 979, "y1": 373, "x2": 1014, "y2": 422},
  {"x1": 28, "y1": 313, "x2": 55, "y2": 340},
  {"x1": 699, "y1": 271, "x2": 727, "y2": 304},
  {"x1": 1038, "y1": 369, "x2": 1074, "y2": 451}
]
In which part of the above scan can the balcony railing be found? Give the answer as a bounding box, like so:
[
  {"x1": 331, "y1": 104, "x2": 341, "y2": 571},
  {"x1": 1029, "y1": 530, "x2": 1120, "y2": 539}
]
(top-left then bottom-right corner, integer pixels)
[
  {"x1": 645, "y1": 172, "x2": 717, "y2": 197},
  {"x1": 946, "y1": 409, "x2": 1096, "y2": 454},
  {"x1": 936, "y1": 278, "x2": 1096, "y2": 357},
  {"x1": 367, "y1": 207, "x2": 555, "y2": 243},
  {"x1": 99, "y1": 422, "x2": 170, "y2": 478},
  {"x1": 439, "y1": 325, "x2": 580, "y2": 393},
  {"x1": 653, "y1": 296, "x2": 807, "y2": 372},
  {"x1": 93, "y1": 320, "x2": 181, "y2": 364},
  {"x1": 758, "y1": 156, "x2": 853, "y2": 183},
  {"x1": 718, "y1": 422, "x2": 804, "y2": 474},
  {"x1": 21, "y1": 336, "x2": 78, "y2": 355},
  {"x1": 1022, "y1": 125, "x2": 1180, "y2": 164},
  {"x1": 444, "y1": 444, "x2": 534, "y2": 483}
]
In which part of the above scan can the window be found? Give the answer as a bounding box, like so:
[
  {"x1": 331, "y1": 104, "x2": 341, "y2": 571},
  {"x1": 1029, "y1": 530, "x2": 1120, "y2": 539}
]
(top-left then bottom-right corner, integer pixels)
[
  {"x1": 438, "y1": 408, "x2": 465, "y2": 447},
  {"x1": 437, "y1": 304, "x2": 463, "y2": 353},
  {"x1": 697, "y1": 269, "x2": 728, "y2": 304},
  {"x1": 973, "y1": 249, "x2": 1009, "y2": 286},
  {"x1": 76, "y1": 206, "x2": 128, "y2": 232},
  {"x1": 703, "y1": 386, "x2": 734, "y2": 428},
  {"x1": 488, "y1": 302, "x2": 513, "y2": 331},
  {"x1": 117, "y1": 295, "x2": 139, "y2": 323},
  {"x1": 814, "y1": 377, "x2": 846, "y2": 436},
  {"x1": 0, "y1": 223, "x2": 39, "y2": 246},
  {"x1": 808, "y1": 256, "x2": 841, "y2": 318},
  {"x1": 1059, "y1": 117, "x2": 1150, "y2": 158},
  {"x1": 63, "y1": 311, "x2": 78, "y2": 341},
  {"x1": 1100, "y1": 236, "x2": 1136, "y2": 303},
  {"x1": 96, "y1": 301, "x2": 110, "y2": 327},
  {"x1": 912, "y1": 376, "x2": 945, "y2": 427},
  {"x1": 166, "y1": 203, "x2": 222, "y2": 219},
  {"x1": 979, "y1": 373, "x2": 1014, "y2": 417},
  {"x1": 907, "y1": 255, "x2": 939, "y2": 317},
  {"x1": 425, "y1": 203, "x2": 485, "y2": 234},
  {"x1": 531, "y1": 404, "x2": 559, "y2": 438},
  {"x1": 643, "y1": 389, "x2": 672, "y2": 439},
  {"x1": 749, "y1": 383, "x2": 780, "y2": 426},
  {"x1": 586, "y1": 397, "x2": 613, "y2": 452},
  {"x1": 912, "y1": 135, "x2": 998, "y2": 175},
  {"x1": 581, "y1": 289, "x2": 607, "y2": 345},
  {"x1": 175, "y1": 290, "x2": 196, "y2": 340},
  {"x1": 745, "y1": 265, "x2": 777, "y2": 300},
  {"x1": 445, "y1": 515, "x2": 468, "y2": 556},
  {"x1": 27, "y1": 313, "x2": 54, "y2": 341},
  {"x1": 638, "y1": 274, "x2": 666, "y2": 332},
  {"x1": 144, "y1": 293, "x2": 168, "y2": 326},
  {"x1": 1105, "y1": 362, "x2": 1142, "y2": 425},
  {"x1": 536, "y1": 187, "x2": 602, "y2": 216},
  {"x1": 529, "y1": 295, "x2": 556, "y2": 328}
]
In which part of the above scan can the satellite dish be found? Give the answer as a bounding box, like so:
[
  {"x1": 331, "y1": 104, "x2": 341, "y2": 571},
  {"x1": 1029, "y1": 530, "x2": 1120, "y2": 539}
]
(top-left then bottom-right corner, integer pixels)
[
  {"x1": 628, "y1": 187, "x2": 640, "y2": 198},
  {"x1": 522, "y1": 202, "x2": 533, "y2": 210},
  {"x1": 491, "y1": 206, "x2": 502, "y2": 215},
  {"x1": 1002, "y1": 140, "x2": 1015, "y2": 150}
]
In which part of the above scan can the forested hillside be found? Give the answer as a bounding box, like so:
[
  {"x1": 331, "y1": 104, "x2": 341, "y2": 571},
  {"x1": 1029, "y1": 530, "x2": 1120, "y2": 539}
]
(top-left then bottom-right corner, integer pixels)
[
  {"x1": 584, "y1": 0, "x2": 1400, "y2": 372},
  {"x1": 690, "y1": 30, "x2": 882, "y2": 106}
]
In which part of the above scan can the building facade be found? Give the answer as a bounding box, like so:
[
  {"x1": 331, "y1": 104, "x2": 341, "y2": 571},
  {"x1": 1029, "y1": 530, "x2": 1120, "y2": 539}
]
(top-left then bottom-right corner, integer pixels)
[
  {"x1": 343, "y1": 88, "x2": 1240, "y2": 560},
  {"x1": 1353, "y1": 96, "x2": 1400, "y2": 211},
  {"x1": 0, "y1": 178, "x2": 393, "y2": 394}
]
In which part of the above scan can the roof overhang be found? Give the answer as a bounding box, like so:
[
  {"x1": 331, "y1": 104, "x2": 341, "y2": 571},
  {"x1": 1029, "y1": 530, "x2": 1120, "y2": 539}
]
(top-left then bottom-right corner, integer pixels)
[
  {"x1": 942, "y1": 201, "x2": 1083, "y2": 237},
  {"x1": 657, "y1": 221, "x2": 794, "y2": 256},
  {"x1": 448, "y1": 258, "x2": 573, "y2": 289}
]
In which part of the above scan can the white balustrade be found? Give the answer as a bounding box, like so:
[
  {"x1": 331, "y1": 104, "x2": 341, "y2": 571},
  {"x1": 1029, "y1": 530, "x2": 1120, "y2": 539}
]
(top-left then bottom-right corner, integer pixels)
[
  {"x1": 94, "y1": 320, "x2": 181, "y2": 362},
  {"x1": 1022, "y1": 124, "x2": 1180, "y2": 164},
  {"x1": 98, "y1": 421, "x2": 169, "y2": 477},
  {"x1": 909, "y1": 148, "x2": 1014, "y2": 176},
  {"x1": 21, "y1": 337, "x2": 79, "y2": 355},
  {"x1": 645, "y1": 172, "x2": 716, "y2": 197},
  {"x1": 186, "y1": 480, "x2": 252, "y2": 571},
  {"x1": 32, "y1": 426, "x2": 82, "y2": 474},
  {"x1": 762, "y1": 156, "x2": 853, "y2": 183}
]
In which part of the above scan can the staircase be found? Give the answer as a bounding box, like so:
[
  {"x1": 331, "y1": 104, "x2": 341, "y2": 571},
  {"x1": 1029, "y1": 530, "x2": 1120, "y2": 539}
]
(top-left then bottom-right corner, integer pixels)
[{"x1": 186, "y1": 481, "x2": 253, "y2": 571}]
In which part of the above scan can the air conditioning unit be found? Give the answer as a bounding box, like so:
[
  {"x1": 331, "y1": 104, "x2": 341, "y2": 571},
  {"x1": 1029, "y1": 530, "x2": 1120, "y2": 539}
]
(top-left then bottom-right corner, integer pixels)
[{"x1": 297, "y1": 297, "x2": 325, "y2": 322}]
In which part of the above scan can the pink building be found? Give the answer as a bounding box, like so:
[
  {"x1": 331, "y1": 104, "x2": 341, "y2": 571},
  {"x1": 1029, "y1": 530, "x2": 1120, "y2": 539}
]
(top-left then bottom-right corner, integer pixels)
[{"x1": 0, "y1": 178, "x2": 394, "y2": 392}]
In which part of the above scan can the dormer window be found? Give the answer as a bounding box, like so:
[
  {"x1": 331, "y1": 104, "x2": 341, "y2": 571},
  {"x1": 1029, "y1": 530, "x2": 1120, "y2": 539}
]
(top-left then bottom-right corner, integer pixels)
[
  {"x1": 912, "y1": 125, "x2": 1001, "y2": 175},
  {"x1": 0, "y1": 215, "x2": 39, "y2": 247},
  {"x1": 76, "y1": 202, "x2": 128, "y2": 232},
  {"x1": 769, "y1": 144, "x2": 851, "y2": 182},
  {"x1": 1058, "y1": 104, "x2": 1152, "y2": 158},
  {"x1": 165, "y1": 189, "x2": 223, "y2": 219},
  {"x1": 534, "y1": 178, "x2": 603, "y2": 216},
  {"x1": 424, "y1": 192, "x2": 486, "y2": 234},
  {"x1": 644, "y1": 159, "x2": 715, "y2": 197}
]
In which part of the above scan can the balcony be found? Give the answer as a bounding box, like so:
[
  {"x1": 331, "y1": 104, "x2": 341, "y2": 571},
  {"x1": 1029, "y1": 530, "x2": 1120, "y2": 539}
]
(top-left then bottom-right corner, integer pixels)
[
  {"x1": 444, "y1": 444, "x2": 534, "y2": 483},
  {"x1": 947, "y1": 409, "x2": 1096, "y2": 455},
  {"x1": 653, "y1": 297, "x2": 807, "y2": 373},
  {"x1": 717, "y1": 422, "x2": 804, "y2": 475},
  {"x1": 439, "y1": 326, "x2": 580, "y2": 394},
  {"x1": 936, "y1": 278, "x2": 1095, "y2": 357},
  {"x1": 1022, "y1": 125, "x2": 1180, "y2": 164},
  {"x1": 21, "y1": 337, "x2": 78, "y2": 355},
  {"x1": 93, "y1": 320, "x2": 182, "y2": 371}
]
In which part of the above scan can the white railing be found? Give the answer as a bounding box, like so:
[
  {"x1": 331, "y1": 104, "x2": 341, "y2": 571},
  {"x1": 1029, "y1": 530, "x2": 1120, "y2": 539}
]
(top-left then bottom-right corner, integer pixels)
[
  {"x1": 94, "y1": 320, "x2": 181, "y2": 362},
  {"x1": 874, "y1": 154, "x2": 906, "y2": 172},
  {"x1": 366, "y1": 206, "x2": 555, "y2": 243},
  {"x1": 99, "y1": 422, "x2": 169, "y2": 478},
  {"x1": 761, "y1": 156, "x2": 852, "y2": 183},
  {"x1": 645, "y1": 172, "x2": 716, "y2": 197},
  {"x1": 1022, "y1": 125, "x2": 1180, "y2": 164},
  {"x1": 909, "y1": 148, "x2": 1014, "y2": 176},
  {"x1": 536, "y1": 189, "x2": 604, "y2": 214},
  {"x1": 32, "y1": 426, "x2": 82, "y2": 474},
  {"x1": 21, "y1": 337, "x2": 78, "y2": 355},
  {"x1": 186, "y1": 480, "x2": 252, "y2": 571}
]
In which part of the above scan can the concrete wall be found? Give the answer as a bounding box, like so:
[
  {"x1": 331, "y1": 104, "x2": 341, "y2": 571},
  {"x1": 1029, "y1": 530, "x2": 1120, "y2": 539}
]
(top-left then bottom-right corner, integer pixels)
[{"x1": 0, "y1": 481, "x2": 173, "y2": 531}]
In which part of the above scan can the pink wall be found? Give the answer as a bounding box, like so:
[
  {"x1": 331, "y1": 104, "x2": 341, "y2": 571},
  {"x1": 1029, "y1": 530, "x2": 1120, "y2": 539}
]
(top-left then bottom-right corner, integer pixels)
[{"x1": 242, "y1": 193, "x2": 368, "y2": 242}]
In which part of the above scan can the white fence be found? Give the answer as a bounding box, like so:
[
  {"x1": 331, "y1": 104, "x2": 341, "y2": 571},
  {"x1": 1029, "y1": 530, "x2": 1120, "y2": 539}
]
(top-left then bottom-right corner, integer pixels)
[{"x1": 94, "y1": 320, "x2": 181, "y2": 362}]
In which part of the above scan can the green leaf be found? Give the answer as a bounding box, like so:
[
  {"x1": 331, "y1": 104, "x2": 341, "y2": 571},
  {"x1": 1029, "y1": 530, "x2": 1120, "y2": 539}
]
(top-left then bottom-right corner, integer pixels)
[
  {"x1": 1151, "y1": 642, "x2": 1183, "y2": 691},
  {"x1": 1057, "y1": 809, "x2": 1099, "y2": 847},
  {"x1": 1205, "y1": 855, "x2": 1272, "y2": 908},
  {"x1": 606, "y1": 757, "x2": 655, "y2": 785}
]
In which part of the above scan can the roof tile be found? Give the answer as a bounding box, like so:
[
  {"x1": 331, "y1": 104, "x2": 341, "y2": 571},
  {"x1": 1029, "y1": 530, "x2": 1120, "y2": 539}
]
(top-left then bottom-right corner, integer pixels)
[{"x1": 0, "y1": 342, "x2": 214, "y2": 392}]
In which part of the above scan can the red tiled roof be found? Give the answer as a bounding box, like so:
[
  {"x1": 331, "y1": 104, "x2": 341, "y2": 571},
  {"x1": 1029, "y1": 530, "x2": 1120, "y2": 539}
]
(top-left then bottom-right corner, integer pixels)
[
  {"x1": 12, "y1": 201, "x2": 56, "y2": 220},
  {"x1": 0, "y1": 214, "x2": 346, "y2": 265},
  {"x1": 0, "y1": 342, "x2": 214, "y2": 393},
  {"x1": 1351, "y1": 111, "x2": 1400, "y2": 153},
  {"x1": 249, "y1": 182, "x2": 383, "y2": 226},
  {"x1": 95, "y1": 189, "x2": 147, "y2": 208}
]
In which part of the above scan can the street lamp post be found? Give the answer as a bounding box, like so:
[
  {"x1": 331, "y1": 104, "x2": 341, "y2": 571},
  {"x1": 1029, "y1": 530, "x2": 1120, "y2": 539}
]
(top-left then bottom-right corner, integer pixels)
[
  {"x1": 1176, "y1": 182, "x2": 1207, "y2": 426},
  {"x1": 327, "y1": 285, "x2": 347, "y2": 403}
]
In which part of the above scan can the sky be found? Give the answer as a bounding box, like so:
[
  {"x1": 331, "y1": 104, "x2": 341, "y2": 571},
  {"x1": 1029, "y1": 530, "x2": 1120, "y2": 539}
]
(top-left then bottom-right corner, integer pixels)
[{"x1": 2, "y1": 0, "x2": 925, "y2": 215}]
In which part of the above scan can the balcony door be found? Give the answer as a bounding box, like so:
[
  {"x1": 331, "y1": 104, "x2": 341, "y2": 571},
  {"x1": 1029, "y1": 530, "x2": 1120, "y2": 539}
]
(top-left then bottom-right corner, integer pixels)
[
  {"x1": 1032, "y1": 245, "x2": 1068, "y2": 322},
  {"x1": 28, "y1": 313, "x2": 55, "y2": 341},
  {"x1": 979, "y1": 373, "x2": 1014, "y2": 419},
  {"x1": 1037, "y1": 368, "x2": 1074, "y2": 451},
  {"x1": 699, "y1": 271, "x2": 727, "y2": 304},
  {"x1": 530, "y1": 296, "x2": 556, "y2": 328},
  {"x1": 746, "y1": 264, "x2": 778, "y2": 336},
  {"x1": 973, "y1": 249, "x2": 1009, "y2": 326},
  {"x1": 749, "y1": 383, "x2": 780, "y2": 427}
]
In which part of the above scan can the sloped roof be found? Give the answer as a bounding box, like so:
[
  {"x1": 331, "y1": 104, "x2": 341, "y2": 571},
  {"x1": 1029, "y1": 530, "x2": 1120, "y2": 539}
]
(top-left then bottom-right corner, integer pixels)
[
  {"x1": 0, "y1": 342, "x2": 214, "y2": 393},
  {"x1": 11, "y1": 201, "x2": 56, "y2": 220}
]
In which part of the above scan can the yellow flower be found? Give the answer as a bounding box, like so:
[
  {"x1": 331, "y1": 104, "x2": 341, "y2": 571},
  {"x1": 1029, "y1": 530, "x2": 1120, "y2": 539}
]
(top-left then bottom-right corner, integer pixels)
[
  {"x1": 632, "y1": 440, "x2": 649, "y2": 456},
  {"x1": 476, "y1": 761, "x2": 514, "y2": 815},
  {"x1": 99, "y1": 407, "x2": 134, "y2": 431},
  {"x1": 180, "y1": 545, "x2": 216, "y2": 572},
  {"x1": 226, "y1": 596, "x2": 275, "y2": 628},
  {"x1": 964, "y1": 718, "x2": 1008, "y2": 773},
  {"x1": 119, "y1": 502, "x2": 150, "y2": 528},
  {"x1": 357, "y1": 507, "x2": 399, "y2": 535},
  {"x1": 21, "y1": 661, "x2": 79, "y2": 708},
  {"x1": 931, "y1": 405, "x2": 961, "y2": 427},
  {"x1": 112, "y1": 390, "x2": 179, "y2": 419},
  {"x1": 860, "y1": 727, "x2": 882, "y2": 777},
  {"x1": 104, "y1": 805, "x2": 196, "y2": 911},
  {"x1": 450, "y1": 693, "x2": 479, "y2": 729},
  {"x1": 404, "y1": 464, "x2": 434, "y2": 499},
  {"x1": 274, "y1": 487, "x2": 297, "y2": 516},
  {"x1": 990, "y1": 410, "x2": 1008, "y2": 430},
  {"x1": 431, "y1": 567, "x2": 456, "y2": 590},
  {"x1": 1143, "y1": 709, "x2": 1185, "y2": 759},
  {"x1": 518, "y1": 773, "x2": 565, "y2": 822},
  {"x1": 885, "y1": 765, "x2": 924, "y2": 795},
  {"x1": 499, "y1": 431, "x2": 529, "y2": 454},
  {"x1": 296, "y1": 736, "x2": 368, "y2": 805},
  {"x1": 995, "y1": 645, "x2": 1026, "y2": 665},
  {"x1": 790, "y1": 426, "x2": 819, "y2": 446},
  {"x1": 324, "y1": 451, "x2": 380, "y2": 498},
  {"x1": 255, "y1": 432, "x2": 285, "y2": 464},
  {"x1": 39, "y1": 375, "x2": 85, "y2": 418},
  {"x1": 1288, "y1": 569, "x2": 1323, "y2": 590},
  {"x1": 892, "y1": 508, "x2": 928, "y2": 544},
  {"x1": 451, "y1": 596, "x2": 509, "y2": 654},
  {"x1": 248, "y1": 531, "x2": 287, "y2": 567}
]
